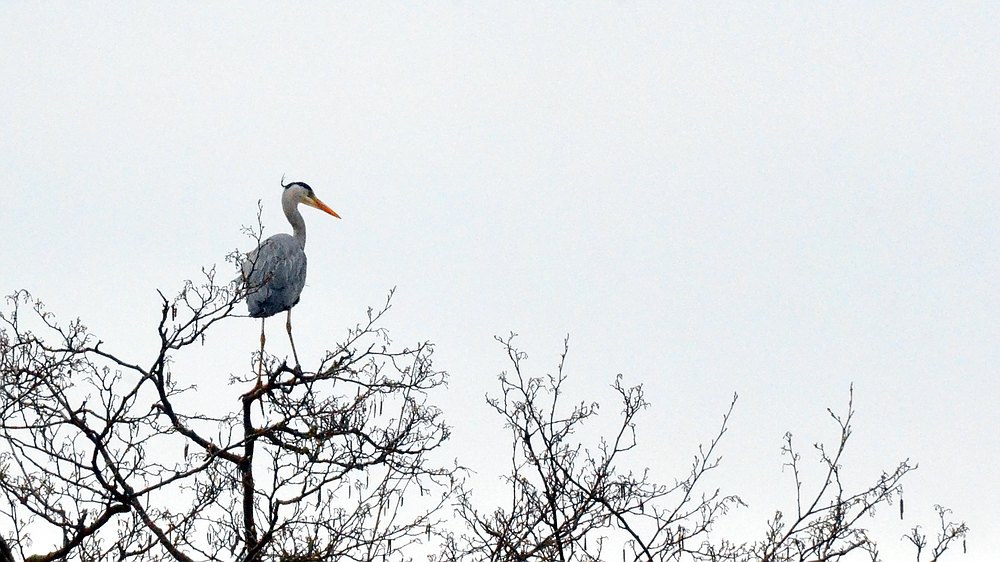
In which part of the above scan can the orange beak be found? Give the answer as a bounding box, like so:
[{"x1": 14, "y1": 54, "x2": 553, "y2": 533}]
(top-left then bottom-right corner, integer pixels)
[{"x1": 307, "y1": 196, "x2": 341, "y2": 219}]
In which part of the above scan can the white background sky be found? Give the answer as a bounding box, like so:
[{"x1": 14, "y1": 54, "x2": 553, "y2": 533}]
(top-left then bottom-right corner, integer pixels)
[{"x1": 1, "y1": 3, "x2": 997, "y2": 560}]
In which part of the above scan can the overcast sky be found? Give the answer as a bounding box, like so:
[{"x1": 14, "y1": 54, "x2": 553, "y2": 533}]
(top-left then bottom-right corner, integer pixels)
[{"x1": 1, "y1": 3, "x2": 997, "y2": 559}]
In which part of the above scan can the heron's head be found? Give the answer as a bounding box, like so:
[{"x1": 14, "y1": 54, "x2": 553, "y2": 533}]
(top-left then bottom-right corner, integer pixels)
[{"x1": 282, "y1": 179, "x2": 340, "y2": 219}]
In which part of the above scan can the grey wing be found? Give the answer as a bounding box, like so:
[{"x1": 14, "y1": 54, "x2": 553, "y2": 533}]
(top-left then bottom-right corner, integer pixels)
[{"x1": 243, "y1": 234, "x2": 308, "y2": 318}]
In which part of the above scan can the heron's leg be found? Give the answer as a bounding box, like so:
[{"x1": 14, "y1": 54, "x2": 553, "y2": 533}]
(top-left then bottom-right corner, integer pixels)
[
  {"x1": 286, "y1": 309, "x2": 301, "y2": 370},
  {"x1": 257, "y1": 318, "x2": 266, "y2": 387}
]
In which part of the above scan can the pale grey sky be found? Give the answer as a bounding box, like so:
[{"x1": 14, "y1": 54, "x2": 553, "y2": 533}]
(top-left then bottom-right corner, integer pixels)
[{"x1": 1, "y1": 3, "x2": 997, "y2": 559}]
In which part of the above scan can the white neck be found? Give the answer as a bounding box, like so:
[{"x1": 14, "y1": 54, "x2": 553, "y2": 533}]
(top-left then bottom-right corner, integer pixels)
[{"x1": 281, "y1": 189, "x2": 306, "y2": 249}]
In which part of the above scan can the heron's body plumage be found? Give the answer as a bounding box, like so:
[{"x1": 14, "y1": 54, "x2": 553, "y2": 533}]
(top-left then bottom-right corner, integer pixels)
[{"x1": 244, "y1": 233, "x2": 307, "y2": 318}]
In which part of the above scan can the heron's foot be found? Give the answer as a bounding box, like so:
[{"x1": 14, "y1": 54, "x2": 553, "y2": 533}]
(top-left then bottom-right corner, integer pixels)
[
  {"x1": 240, "y1": 374, "x2": 265, "y2": 400},
  {"x1": 240, "y1": 386, "x2": 262, "y2": 400},
  {"x1": 274, "y1": 360, "x2": 303, "y2": 379}
]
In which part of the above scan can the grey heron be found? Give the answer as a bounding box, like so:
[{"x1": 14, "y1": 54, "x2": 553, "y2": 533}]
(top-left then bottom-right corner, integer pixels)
[{"x1": 243, "y1": 179, "x2": 340, "y2": 386}]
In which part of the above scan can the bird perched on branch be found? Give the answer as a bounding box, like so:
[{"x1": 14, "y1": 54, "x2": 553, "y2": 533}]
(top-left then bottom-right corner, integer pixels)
[{"x1": 242, "y1": 178, "x2": 340, "y2": 386}]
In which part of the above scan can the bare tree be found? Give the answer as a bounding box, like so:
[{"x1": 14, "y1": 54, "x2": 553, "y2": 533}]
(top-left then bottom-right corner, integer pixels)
[
  {"x1": 0, "y1": 222, "x2": 968, "y2": 562},
  {"x1": 438, "y1": 336, "x2": 967, "y2": 562},
  {"x1": 0, "y1": 222, "x2": 456, "y2": 561}
]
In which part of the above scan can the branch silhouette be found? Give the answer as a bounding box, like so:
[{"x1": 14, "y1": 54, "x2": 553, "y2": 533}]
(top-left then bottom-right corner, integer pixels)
[{"x1": 0, "y1": 221, "x2": 968, "y2": 561}]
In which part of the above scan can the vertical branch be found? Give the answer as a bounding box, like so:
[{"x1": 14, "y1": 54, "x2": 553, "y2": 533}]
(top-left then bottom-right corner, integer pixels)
[{"x1": 241, "y1": 394, "x2": 259, "y2": 556}]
